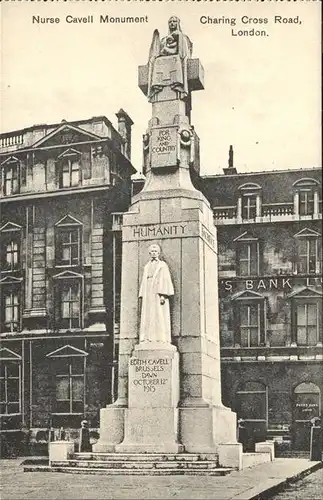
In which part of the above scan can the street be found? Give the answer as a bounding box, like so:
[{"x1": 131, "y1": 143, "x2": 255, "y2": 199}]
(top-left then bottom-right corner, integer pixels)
[
  {"x1": 271, "y1": 469, "x2": 323, "y2": 500},
  {"x1": 0, "y1": 458, "x2": 321, "y2": 500}
]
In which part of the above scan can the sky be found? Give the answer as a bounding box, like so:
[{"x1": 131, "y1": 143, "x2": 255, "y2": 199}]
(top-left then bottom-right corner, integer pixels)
[{"x1": 1, "y1": 1, "x2": 321, "y2": 176}]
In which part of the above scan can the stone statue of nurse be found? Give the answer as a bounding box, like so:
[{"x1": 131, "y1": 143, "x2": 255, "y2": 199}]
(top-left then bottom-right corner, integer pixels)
[
  {"x1": 147, "y1": 16, "x2": 193, "y2": 101},
  {"x1": 138, "y1": 244, "x2": 174, "y2": 344}
]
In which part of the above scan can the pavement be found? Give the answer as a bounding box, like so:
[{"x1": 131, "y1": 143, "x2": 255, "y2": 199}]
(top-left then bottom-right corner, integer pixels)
[
  {"x1": 0, "y1": 457, "x2": 322, "y2": 500},
  {"x1": 272, "y1": 468, "x2": 323, "y2": 499}
]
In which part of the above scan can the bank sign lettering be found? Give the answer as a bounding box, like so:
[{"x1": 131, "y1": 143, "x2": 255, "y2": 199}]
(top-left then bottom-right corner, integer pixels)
[{"x1": 151, "y1": 127, "x2": 177, "y2": 169}]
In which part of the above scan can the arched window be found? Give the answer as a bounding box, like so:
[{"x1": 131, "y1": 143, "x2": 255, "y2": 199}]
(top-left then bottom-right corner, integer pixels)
[
  {"x1": 236, "y1": 381, "x2": 268, "y2": 424},
  {"x1": 293, "y1": 382, "x2": 321, "y2": 450},
  {"x1": 237, "y1": 183, "x2": 262, "y2": 221},
  {"x1": 293, "y1": 178, "x2": 320, "y2": 217},
  {"x1": 293, "y1": 228, "x2": 321, "y2": 275},
  {"x1": 294, "y1": 382, "x2": 321, "y2": 418}
]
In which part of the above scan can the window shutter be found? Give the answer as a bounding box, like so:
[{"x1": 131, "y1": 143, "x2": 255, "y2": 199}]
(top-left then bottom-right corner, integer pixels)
[
  {"x1": 233, "y1": 303, "x2": 241, "y2": 346},
  {"x1": 20, "y1": 159, "x2": 27, "y2": 186},
  {"x1": 55, "y1": 160, "x2": 61, "y2": 188},
  {"x1": 291, "y1": 300, "x2": 297, "y2": 344},
  {"x1": 53, "y1": 282, "x2": 60, "y2": 331},
  {"x1": 82, "y1": 150, "x2": 91, "y2": 180}
]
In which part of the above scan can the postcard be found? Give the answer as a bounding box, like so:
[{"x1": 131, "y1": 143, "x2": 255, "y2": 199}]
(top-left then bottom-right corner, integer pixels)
[{"x1": 1, "y1": 1, "x2": 321, "y2": 498}]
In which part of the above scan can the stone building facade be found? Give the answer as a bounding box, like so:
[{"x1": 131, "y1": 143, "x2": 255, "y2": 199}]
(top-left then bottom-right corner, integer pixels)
[
  {"x1": 0, "y1": 116, "x2": 322, "y2": 455},
  {"x1": 202, "y1": 163, "x2": 322, "y2": 452},
  {"x1": 0, "y1": 113, "x2": 135, "y2": 454}
]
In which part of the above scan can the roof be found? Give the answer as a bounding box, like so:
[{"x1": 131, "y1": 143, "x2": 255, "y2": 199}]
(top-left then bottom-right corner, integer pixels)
[
  {"x1": 202, "y1": 167, "x2": 322, "y2": 206},
  {"x1": 0, "y1": 116, "x2": 115, "y2": 138}
]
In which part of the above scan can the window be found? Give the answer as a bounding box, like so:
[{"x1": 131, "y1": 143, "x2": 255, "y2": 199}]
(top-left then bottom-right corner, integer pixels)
[
  {"x1": 238, "y1": 183, "x2": 262, "y2": 220},
  {"x1": 299, "y1": 190, "x2": 314, "y2": 216},
  {"x1": 298, "y1": 238, "x2": 320, "y2": 274},
  {"x1": 288, "y1": 286, "x2": 322, "y2": 346},
  {"x1": 55, "y1": 215, "x2": 82, "y2": 267},
  {"x1": 242, "y1": 195, "x2": 257, "y2": 220},
  {"x1": 55, "y1": 357, "x2": 84, "y2": 414},
  {"x1": 46, "y1": 345, "x2": 88, "y2": 415},
  {"x1": 58, "y1": 150, "x2": 82, "y2": 189},
  {"x1": 2, "y1": 241, "x2": 19, "y2": 272},
  {"x1": 59, "y1": 281, "x2": 81, "y2": 329},
  {"x1": 293, "y1": 178, "x2": 320, "y2": 217},
  {"x1": 232, "y1": 290, "x2": 266, "y2": 347},
  {"x1": 3, "y1": 161, "x2": 19, "y2": 196},
  {"x1": 0, "y1": 363, "x2": 21, "y2": 415},
  {"x1": 56, "y1": 228, "x2": 80, "y2": 266},
  {"x1": 293, "y1": 383, "x2": 320, "y2": 422},
  {"x1": 240, "y1": 303, "x2": 261, "y2": 347},
  {"x1": 237, "y1": 242, "x2": 260, "y2": 276},
  {"x1": 2, "y1": 291, "x2": 20, "y2": 332},
  {"x1": 0, "y1": 222, "x2": 22, "y2": 273},
  {"x1": 236, "y1": 381, "x2": 267, "y2": 422},
  {"x1": 61, "y1": 158, "x2": 80, "y2": 188},
  {"x1": 296, "y1": 303, "x2": 319, "y2": 346}
]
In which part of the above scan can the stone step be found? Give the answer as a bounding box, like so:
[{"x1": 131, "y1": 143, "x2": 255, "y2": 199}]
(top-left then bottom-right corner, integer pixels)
[
  {"x1": 24, "y1": 465, "x2": 232, "y2": 476},
  {"x1": 73, "y1": 452, "x2": 218, "y2": 462},
  {"x1": 53, "y1": 459, "x2": 220, "y2": 470}
]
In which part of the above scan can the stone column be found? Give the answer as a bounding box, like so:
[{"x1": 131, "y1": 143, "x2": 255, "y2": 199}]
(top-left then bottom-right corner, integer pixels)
[{"x1": 94, "y1": 17, "x2": 242, "y2": 466}]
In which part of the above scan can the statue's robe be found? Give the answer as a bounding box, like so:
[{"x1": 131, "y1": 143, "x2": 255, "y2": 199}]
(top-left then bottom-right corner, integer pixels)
[
  {"x1": 139, "y1": 259, "x2": 174, "y2": 343},
  {"x1": 148, "y1": 29, "x2": 192, "y2": 100}
]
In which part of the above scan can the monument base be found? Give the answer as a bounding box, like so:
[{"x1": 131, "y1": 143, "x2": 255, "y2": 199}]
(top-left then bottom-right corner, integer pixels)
[
  {"x1": 116, "y1": 407, "x2": 183, "y2": 453},
  {"x1": 117, "y1": 345, "x2": 181, "y2": 453},
  {"x1": 179, "y1": 404, "x2": 240, "y2": 452},
  {"x1": 95, "y1": 345, "x2": 182, "y2": 454},
  {"x1": 92, "y1": 406, "x2": 125, "y2": 453}
]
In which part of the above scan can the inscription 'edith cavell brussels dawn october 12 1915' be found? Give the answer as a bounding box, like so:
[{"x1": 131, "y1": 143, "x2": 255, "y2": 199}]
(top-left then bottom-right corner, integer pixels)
[{"x1": 130, "y1": 358, "x2": 169, "y2": 393}]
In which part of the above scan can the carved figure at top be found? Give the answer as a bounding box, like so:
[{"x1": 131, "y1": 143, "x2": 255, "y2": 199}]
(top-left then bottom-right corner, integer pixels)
[{"x1": 147, "y1": 17, "x2": 193, "y2": 101}]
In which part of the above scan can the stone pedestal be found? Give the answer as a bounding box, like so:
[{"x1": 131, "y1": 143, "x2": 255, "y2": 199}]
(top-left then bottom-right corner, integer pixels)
[
  {"x1": 95, "y1": 18, "x2": 242, "y2": 468},
  {"x1": 94, "y1": 186, "x2": 241, "y2": 466},
  {"x1": 92, "y1": 407, "x2": 125, "y2": 452},
  {"x1": 49, "y1": 441, "x2": 74, "y2": 464},
  {"x1": 255, "y1": 441, "x2": 275, "y2": 461},
  {"x1": 116, "y1": 344, "x2": 182, "y2": 453}
]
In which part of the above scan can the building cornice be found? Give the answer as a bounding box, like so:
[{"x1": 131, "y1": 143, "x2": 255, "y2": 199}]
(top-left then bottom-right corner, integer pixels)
[
  {"x1": 203, "y1": 166, "x2": 321, "y2": 180},
  {"x1": 0, "y1": 184, "x2": 114, "y2": 203}
]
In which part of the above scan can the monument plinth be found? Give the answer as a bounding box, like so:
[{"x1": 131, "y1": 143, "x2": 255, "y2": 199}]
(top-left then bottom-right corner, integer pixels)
[
  {"x1": 116, "y1": 345, "x2": 182, "y2": 453},
  {"x1": 94, "y1": 16, "x2": 242, "y2": 468}
]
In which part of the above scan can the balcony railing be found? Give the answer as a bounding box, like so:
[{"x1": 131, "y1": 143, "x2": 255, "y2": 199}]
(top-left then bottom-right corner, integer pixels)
[
  {"x1": 0, "y1": 134, "x2": 24, "y2": 149},
  {"x1": 214, "y1": 202, "x2": 321, "y2": 224},
  {"x1": 221, "y1": 344, "x2": 323, "y2": 362},
  {"x1": 262, "y1": 202, "x2": 294, "y2": 217},
  {"x1": 213, "y1": 206, "x2": 237, "y2": 220}
]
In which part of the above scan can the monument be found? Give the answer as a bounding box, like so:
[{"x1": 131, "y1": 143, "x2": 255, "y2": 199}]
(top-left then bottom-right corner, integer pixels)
[{"x1": 94, "y1": 17, "x2": 242, "y2": 467}]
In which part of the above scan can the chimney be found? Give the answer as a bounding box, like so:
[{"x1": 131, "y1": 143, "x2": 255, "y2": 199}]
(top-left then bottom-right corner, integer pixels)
[
  {"x1": 223, "y1": 145, "x2": 237, "y2": 175},
  {"x1": 116, "y1": 109, "x2": 134, "y2": 160}
]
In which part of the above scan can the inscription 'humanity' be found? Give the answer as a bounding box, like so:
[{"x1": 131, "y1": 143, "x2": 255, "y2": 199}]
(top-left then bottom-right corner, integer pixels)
[{"x1": 133, "y1": 224, "x2": 186, "y2": 238}]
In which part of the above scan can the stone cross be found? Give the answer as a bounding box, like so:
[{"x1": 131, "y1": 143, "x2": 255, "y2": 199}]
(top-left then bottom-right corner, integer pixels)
[{"x1": 138, "y1": 16, "x2": 204, "y2": 110}]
